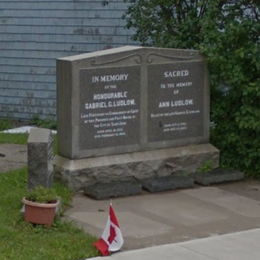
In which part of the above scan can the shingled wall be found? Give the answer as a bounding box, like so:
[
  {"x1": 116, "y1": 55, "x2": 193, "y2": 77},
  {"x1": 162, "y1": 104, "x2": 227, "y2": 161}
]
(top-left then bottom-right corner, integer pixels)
[{"x1": 0, "y1": 0, "x2": 136, "y2": 119}]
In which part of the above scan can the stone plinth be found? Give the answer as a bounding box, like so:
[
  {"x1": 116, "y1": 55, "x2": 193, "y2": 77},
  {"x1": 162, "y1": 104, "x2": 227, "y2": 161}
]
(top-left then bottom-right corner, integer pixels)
[
  {"x1": 84, "y1": 178, "x2": 142, "y2": 200},
  {"x1": 141, "y1": 175, "x2": 194, "y2": 193},
  {"x1": 195, "y1": 168, "x2": 244, "y2": 186},
  {"x1": 54, "y1": 144, "x2": 219, "y2": 192},
  {"x1": 28, "y1": 128, "x2": 54, "y2": 189},
  {"x1": 56, "y1": 46, "x2": 219, "y2": 196}
]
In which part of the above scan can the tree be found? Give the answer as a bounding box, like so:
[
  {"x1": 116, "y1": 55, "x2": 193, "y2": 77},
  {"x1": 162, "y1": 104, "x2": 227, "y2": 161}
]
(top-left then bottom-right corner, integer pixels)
[{"x1": 124, "y1": 0, "x2": 260, "y2": 175}]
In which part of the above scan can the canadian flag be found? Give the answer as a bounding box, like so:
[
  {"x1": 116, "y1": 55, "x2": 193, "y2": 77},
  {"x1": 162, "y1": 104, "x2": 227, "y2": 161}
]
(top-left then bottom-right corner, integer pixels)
[{"x1": 93, "y1": 204, "x2": 124, "y2": 256}]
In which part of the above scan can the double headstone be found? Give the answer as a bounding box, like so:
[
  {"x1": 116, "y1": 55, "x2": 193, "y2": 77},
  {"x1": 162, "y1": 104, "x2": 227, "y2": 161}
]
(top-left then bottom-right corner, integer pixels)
[{"x1": 54, "y1": 46, "x2": 219, "y2": 197}]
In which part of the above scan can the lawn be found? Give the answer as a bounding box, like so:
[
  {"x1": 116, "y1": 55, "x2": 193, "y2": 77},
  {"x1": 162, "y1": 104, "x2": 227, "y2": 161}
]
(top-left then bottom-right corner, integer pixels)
[
  {"x1": 0, "y1": 136, "x2": 99, "y2": 259},
  {"x1": 0, "y1": 118, "x2": 56, "y2": 146},
  {"x1": 0, "y1": 133, "x2": 28, "y2": 145},
  {"x1": 0, "y1": 132, "x2": 58, "y2": 153}
]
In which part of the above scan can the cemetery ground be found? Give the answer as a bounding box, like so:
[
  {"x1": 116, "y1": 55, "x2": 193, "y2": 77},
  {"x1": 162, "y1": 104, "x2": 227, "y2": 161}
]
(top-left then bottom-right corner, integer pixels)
[
  {"x1": 0, "y1": 133, "x2": 99, "y2": 260},
  {"x1": 1, "y1": 122, "x2": 260, "y2": 259}
]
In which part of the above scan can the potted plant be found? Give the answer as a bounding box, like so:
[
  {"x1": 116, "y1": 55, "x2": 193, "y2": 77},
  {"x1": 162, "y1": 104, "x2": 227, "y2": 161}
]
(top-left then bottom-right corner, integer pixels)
[{"x1": 22, "y1": 186, "x2": 59, "y2": 227}]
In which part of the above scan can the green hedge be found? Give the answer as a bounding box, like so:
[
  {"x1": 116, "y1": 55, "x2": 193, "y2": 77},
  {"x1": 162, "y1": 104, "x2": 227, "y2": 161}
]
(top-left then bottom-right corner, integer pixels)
[{"x1": 124, "y1": 0, "x2": 260, "y2": 175}]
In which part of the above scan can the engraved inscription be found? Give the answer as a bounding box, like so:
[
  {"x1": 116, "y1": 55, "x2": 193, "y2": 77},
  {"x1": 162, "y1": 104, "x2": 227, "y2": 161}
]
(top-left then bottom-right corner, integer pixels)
[
  {"x1": 79, "y1": 66, "x2": 141, "y2": 149},
  {"x1": 148, "y1": 61, "x2": 204, "y2": 142}
]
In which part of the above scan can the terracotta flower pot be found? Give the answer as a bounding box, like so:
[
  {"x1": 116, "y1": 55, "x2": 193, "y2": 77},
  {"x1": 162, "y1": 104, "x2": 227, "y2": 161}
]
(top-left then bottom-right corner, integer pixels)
[{"x1": 22, "y1": 197, "x2": 59, "y2": 227}]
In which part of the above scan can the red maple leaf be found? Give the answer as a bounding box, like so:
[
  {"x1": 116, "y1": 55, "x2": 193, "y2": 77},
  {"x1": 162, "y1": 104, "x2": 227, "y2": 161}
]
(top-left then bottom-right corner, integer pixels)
[{"x1": 108, "y1": 225, "x2": 116, "y2": 243}]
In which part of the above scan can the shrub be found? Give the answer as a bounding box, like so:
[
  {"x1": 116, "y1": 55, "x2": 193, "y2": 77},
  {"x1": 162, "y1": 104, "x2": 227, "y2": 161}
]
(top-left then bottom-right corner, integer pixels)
[
  {"x1": 124, "y1": 0, "x2": 260, "y2": 175},
  {"x1": 0, "y1": 118, "x2": 14, "y2": 131},
  {"x1": 31, "y1": 115, "x2": 57, "y2": 130}
]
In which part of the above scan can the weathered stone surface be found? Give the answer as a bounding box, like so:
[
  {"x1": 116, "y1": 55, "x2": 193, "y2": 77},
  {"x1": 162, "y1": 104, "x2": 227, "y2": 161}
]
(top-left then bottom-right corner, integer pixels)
[
  {"x1": 55, "y1": 46, "x2": 218, "y2": 195},
  {"x1": 57, "y1": 46, "x2": 209, "y2": 159},
  {"x1": 54, "y1": 144, "x2": 219, "y2": 191},
  {"x1": 84, "y1": 178, "x2": 142, "y2": 199},
  {"x1": 147, "y1": 62, "x2": 205, "y2": 144},
  {"x1": 28, "y1": 128, "x2": 54, "y2": 189},
  {"x1": 141, "y1": 175, "x2": 194, "y2": 192},
  {"x1": 195, "y1": 168, "x2": 245, "y2": 186}
]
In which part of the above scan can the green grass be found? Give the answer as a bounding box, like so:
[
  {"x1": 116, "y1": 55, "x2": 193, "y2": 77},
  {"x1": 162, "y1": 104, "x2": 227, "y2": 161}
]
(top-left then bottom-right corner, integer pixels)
[
  {"x1": 0, "y1": 122, "x2": 98, "y2": 259},
  {"x1": 31, "y1": 115, "x2": 57, "y2": 130},
  {"x1": 0, "y1": 133, "x2": 29, "y2": 144},
  {"x1": 0, "y1": 168, "x2": 99, "y2": 260},
  {"x1": 0, "y1": 133, "x2": 58, "y2": 154}
]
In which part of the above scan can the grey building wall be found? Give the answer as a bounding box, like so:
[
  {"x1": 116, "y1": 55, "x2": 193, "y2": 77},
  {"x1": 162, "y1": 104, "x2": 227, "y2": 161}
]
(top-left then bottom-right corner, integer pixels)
[{"x1": 0, "y1": 0, "x2": 136, "y2": 120}]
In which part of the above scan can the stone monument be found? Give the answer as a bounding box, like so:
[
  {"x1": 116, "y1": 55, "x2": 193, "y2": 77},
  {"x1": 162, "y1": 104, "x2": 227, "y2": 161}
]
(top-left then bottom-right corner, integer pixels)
[
  {"x1": 28, "y1": 127, "x2": 54, "y2": 189},
  {"x1": 54, "y1": 46, "x2": 219, "y2": 197}
]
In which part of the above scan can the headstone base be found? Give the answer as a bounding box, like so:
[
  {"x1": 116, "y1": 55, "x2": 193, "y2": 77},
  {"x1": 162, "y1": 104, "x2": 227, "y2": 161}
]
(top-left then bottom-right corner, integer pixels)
[
  {"x1": 54, "y1": 144, "x2": 219, "y2": 192},
  {"x1": 141, "y1": 175, "x2": 194, "y2": 193},
  {"x1": 84, "y1": 178, "x2": 142, "y2": 200},
  {"x1": 195, "y1": 168, "x2": 244, "y2": 186}
]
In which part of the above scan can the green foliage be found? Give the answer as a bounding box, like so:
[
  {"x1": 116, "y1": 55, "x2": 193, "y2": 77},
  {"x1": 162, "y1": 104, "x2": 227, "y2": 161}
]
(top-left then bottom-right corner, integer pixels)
[
  {"x1": 0, "y1": 119, "x2": 28, "y2": 145},
  {"x1": 0, "y1": 132, "x2": 58, "y2": 154},
  {"x1": 31, "y1": 115, "x2": 57, "y2": 130},
  {"x1": 0, "y1": 133, "x2": 28, "y2": 144},
  {"x1": 0, "y1": 168, "x2": 98, "y2": 259},
  {"x1": 125, "y1": 0, "x2": 260, "y2": 175},
  {"x1": 25, "y1": 186, "x2": 58, "y2": 203},
  {"x1": 0, "y1": 119, "x2": 13, "y2": 131},
  {"x1": 197, "y1": 160, "x2": 214, "y2": 174}
]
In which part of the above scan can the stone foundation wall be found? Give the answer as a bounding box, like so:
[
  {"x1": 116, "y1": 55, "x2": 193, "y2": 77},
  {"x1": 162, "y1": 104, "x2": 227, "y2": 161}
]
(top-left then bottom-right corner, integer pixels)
[{"x1": 54, "y1": 144, "x2": 219, "y2": 191}]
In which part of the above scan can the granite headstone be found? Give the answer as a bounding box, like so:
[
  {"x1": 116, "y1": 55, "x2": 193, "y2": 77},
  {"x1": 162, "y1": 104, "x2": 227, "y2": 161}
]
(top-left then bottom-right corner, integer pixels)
[{"x1": 55, "y1": 46, "x2": 219, "y2": 195}]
